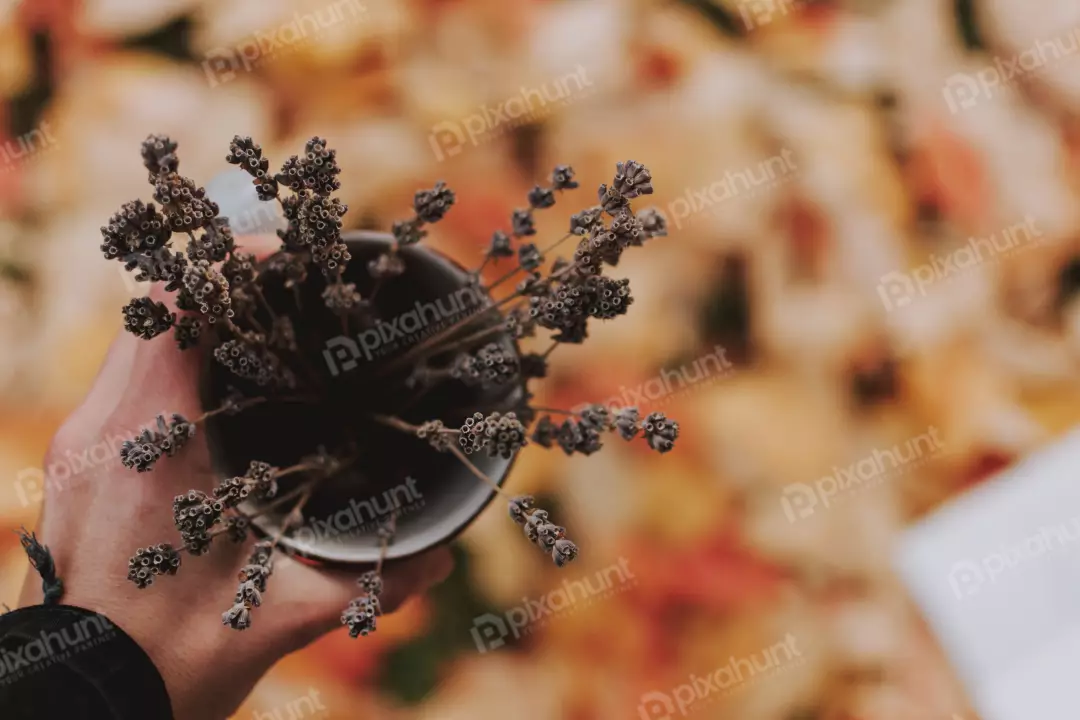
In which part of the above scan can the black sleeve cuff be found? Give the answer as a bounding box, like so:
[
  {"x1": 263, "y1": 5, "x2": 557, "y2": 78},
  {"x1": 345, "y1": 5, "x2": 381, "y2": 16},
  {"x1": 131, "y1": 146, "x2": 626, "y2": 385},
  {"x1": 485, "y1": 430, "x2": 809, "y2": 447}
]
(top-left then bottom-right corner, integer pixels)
[{"x1": 0, "y1": 604, "x2": 175, "y2": 720}]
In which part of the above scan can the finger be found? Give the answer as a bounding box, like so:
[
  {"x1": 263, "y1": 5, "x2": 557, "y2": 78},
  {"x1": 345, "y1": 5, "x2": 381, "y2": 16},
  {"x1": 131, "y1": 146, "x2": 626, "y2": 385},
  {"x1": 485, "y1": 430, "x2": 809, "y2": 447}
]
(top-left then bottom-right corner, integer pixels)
[{"x1": 268, "y1": 547, "x2": 454, "y2": 639}]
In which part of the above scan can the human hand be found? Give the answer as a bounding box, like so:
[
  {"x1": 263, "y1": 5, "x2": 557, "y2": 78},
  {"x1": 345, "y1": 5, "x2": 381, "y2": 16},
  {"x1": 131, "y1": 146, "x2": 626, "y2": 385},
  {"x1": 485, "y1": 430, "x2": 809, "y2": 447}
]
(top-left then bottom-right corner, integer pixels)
[{"x1": 17, "y1": 252, "x2": 453, "y2": 720}]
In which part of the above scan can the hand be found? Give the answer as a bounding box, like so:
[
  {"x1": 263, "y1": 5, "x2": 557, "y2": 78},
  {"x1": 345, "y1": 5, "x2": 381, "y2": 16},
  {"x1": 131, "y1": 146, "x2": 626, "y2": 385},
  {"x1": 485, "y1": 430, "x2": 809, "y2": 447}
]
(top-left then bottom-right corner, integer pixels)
[{"x1": 17, "y1": 262, "x2": 454, "y2": 720}]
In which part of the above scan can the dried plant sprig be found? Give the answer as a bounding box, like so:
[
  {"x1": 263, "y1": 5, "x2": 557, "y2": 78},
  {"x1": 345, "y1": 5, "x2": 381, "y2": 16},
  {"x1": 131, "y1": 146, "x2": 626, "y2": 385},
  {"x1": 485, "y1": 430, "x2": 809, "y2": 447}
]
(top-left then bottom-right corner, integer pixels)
[
  {"x1": 458, "y1": 411, "x2": 528, "y2": 458},
  {"x1": 508, "y1": 496, "x2": 578, "y2": 567},
  {"x1": 416, "y1": 419, "x2": 456, "y2": 452},
  {"x1": 122, "y1": 297, "x2": 176, "y2": 340},
  {"x1": 226, "y1": 136, "x2": 278, "y2": 201},
  {"x1": 119, "y1": 413, "x2": 196, "y2": 472},
  {"x1": 118, "y1": 394, "x2": 268, "y2": 474},
  {"x1": 341, "y1": 517, "x2": 394, "y2": 638},
  {"x1": 529, "y1": 405, "x2": 679, "y2": 456},
  {"x1": 128, "y1": 453, "x2": 346, "y2": 594},
  {"x1": 223, "y1": 541, "x2": 275, "y2": 630},
  {"x1": 127, "y1": 543, "x2": 181, "y2": 590}
]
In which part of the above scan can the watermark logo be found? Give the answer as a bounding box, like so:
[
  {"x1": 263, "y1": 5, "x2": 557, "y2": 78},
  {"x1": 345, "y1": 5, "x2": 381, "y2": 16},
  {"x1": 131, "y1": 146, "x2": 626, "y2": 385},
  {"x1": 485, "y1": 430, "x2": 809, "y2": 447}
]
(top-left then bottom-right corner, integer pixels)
[
  {"x1": 290, "y1": 477, "x2": 423, "y2": 547},
  {"x1": 878, "y1": 217, "x2": 1043, "y2": 312},
  {"x1": 948, "y1": 513, "x2": 1080, "y2": 600},
  {"x1": 0, "y1": 612, "x2": 117, "y2": 685},
  {"x1": 202, "y1": 0, "x2": 369, "y2": 87},
  {"x1": 944, "y1": 28, "x2": 1080, "y2": 113},
  {"x1": 667, "y1": 150, "x2": 798, "y2": 230},
  {"x1": 252, "y1": 687, "x2": 328, "y2": 720},
  {"x1": 572, "y1": 346, "x2": 734, "y2": 415},
  {"x1": 12, "y1": 424, "x2": 145, "y2": 507},
  {"x1": 637, "y1": 634, "x2": 803, "y2": 718},
  {"x1": 322, "y1": 285, "x2": 486, "y2": 375},
  {"x1": 781, "y1": 426, "x2": 944, "y2": 522},
  {"x1": 738, "y1": 0, "x2": 803, "y2": 31},
  {"x1": 428, "y1": 66, "x2": 595, "y2": 161},
  {"x1": 470, "y1": 558, "x2": 636, "y2": 653},
  {"x1": 0, "y1": 121, "x2": 58, "y2": 170}
]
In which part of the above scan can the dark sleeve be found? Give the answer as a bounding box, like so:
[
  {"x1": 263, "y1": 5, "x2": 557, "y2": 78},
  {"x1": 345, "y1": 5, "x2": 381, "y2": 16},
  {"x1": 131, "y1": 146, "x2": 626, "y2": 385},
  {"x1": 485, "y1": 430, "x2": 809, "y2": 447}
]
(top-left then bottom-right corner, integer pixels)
[{"x1": 0, "y1": 604, "x2": 175, "y2": 720}]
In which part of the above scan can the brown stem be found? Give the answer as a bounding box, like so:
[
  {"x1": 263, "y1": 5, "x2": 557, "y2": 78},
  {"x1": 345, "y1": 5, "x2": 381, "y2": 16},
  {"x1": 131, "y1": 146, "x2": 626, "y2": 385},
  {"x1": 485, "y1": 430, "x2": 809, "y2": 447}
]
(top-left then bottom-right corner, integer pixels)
[
  {"x1": 274, "y1": 461, "x2": 327, "y2": 479},
  {"x1": 415, "y1": 324, "x2": 505, "y2": 361},
  {"x1": 251, "y1": 285, "x2": 279, "y2": 323},
  {"x1": 375, "y1": 513, "x2": 396, "y2": 575},
  {"x1": 195, "y1": 396, "x2": 268, "y2": 424},
  {"x1": 270, "y1": 483, "x2": 315, "y2": 547},
  {"x1": 180, "y1": 480, "x2": 319, "y2": 554},
  {"x1": 475, "y1": 254, "x2": 492, "y2": 277},
  {"x1": 448, "y1": 445, "x2": 506, "y2": 496},
  {"x1": 541, "y1": 340, "x2": 558, "y2": 359},
  {"x1": 371, "y1": 414, "x2": 419, "y2": 434},
  {"x1": 384, "y1": 261, "x2": 579, "y2": 376},
  {"x1": 244, "y1": 311, "x2": 268, "y2": 336},
  {"x1": 483, "y1": 233, "x2": 573, "y2": 293},
  {"x1": 368, "y1": 277, "x2": 385, "y2": 304}
]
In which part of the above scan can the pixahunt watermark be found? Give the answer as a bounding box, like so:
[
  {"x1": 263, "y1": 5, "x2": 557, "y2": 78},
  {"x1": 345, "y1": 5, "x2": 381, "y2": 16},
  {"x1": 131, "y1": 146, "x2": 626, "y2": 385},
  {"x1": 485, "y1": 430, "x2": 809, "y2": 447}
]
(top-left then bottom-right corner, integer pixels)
[
  {"x1": 948, "y1": 512, "x2": 1080, "y2": 600},
  {"x1": 322, "y1": 285, "x2": 487, "y2": 375},
  {"x1": 290, "y1": 477, "x2": 423, "y2": 547},
  {"x1": 571, "y1": 346, "x2": 734, "y2": 415},
  {"x1": 0, "y1": 612, "x2": 117, "y2": 686},
  {"x1": 877, "y1": 216, "x2": 1043, "y2": 312},
  {"x1": 781, "y1": 426, "x2": 944, "y2": 522},
  {"x1": 470, "y1": 558, "x2": 636, "y2": 653},
  {"x1": 667, "y1": 150, "x2": 798, "y2": 230},
  {"x1": 944, "y1": 27, "x2": 1080, "y2": 114},
  {"x1": 201, "y1": 0, "x2": 369, "y2": 88},
  {"x1": 738, "y1": 0, "x2": 805, "y2": 31},
  {"x1": 12, "y1": 422, "x2": 151, "y2": 507},
  {"x1": 0, "y1": 121, "x2": 58, "y2": 170},
  {"x1": 428, "y1": 66, "x2": 595, "y2": 162},
  {"x1": 637, "y1": 633, "x2": 804, "y2": 719},
  {"x1": 252, "y1": 687, "x2": 328, "y2": 720}
]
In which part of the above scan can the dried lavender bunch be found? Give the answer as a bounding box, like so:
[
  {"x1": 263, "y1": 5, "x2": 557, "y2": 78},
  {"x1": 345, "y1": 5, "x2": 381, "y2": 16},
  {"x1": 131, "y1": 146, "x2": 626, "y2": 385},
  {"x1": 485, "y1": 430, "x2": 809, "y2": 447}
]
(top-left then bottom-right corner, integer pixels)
[{"x1": 104, "y1": 137, "x2": 682, "y2": 636}]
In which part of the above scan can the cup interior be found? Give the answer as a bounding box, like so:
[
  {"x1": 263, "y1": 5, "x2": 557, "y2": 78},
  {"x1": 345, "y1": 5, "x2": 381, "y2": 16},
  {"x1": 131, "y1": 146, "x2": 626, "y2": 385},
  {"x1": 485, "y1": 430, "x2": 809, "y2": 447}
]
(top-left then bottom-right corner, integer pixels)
[{"x1": 201, "y1": 231, "x2": 524, "y2": 567}]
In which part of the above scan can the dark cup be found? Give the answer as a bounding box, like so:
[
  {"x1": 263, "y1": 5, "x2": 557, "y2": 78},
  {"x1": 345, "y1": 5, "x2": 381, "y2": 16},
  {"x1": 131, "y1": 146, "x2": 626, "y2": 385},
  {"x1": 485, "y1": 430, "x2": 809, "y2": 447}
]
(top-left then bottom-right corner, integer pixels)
[{"x1": 201, "y1": 231, "x2": 524, "y2": 567}]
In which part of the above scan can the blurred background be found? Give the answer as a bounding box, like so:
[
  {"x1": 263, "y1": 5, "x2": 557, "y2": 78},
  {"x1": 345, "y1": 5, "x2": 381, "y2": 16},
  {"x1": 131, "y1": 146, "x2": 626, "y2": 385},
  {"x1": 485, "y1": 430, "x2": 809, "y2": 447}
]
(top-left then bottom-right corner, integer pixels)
[{"x1": 2, "y1": 0, "x2": 1080, "y2": 717}]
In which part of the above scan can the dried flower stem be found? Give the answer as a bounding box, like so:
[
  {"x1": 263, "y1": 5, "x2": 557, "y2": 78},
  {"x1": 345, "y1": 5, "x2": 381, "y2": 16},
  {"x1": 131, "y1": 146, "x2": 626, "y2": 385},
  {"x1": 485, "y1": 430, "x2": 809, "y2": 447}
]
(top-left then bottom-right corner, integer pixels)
[
  {"x1": 374, "y1": 513, "x2": 396, "y2": 575},
  {"x1": 483, "y1": 233, "x2": 572, "y2": 293},
  {"x1": 270, "y1": 483, "x2": 315, "y2": 546},
  {"x1": 388, "y1": 260, "x2": 580, "y2": 375},
  {"x1": 370, "y1": 414, "x2": 421, "y2": 434},
  {"x1": 251, "y1": 285, "x2": 279, "y2": 324},
  {"x1": 178, "y1": 478, "x2": 320, "y2": 556},
  {"x1": 448, "y1": 445, "x2": 506, "y2": 496},
  {"x1": 195, "y1": 396, "x2": 268, "y2": 423}
]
